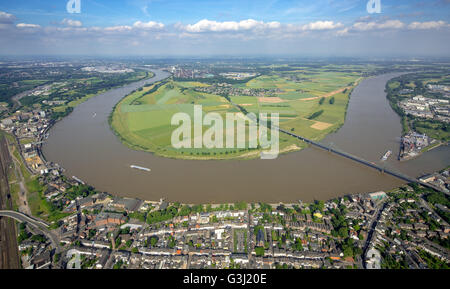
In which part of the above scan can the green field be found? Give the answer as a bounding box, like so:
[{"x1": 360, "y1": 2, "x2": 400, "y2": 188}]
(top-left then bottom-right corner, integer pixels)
[{"x1": 110, "y1": 70, "x2": 361, "y2": 160}]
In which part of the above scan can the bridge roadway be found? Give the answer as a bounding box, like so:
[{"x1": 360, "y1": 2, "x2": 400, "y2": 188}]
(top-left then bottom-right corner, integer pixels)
[
  {"x1": 230, "y1": 100, "x2": 445, "y2": 194},
  {"x1": 0, "y1": 210, "x2": 49, "y2": 227},
  {"x1": 278, "y1": 128, "x2": 446, "y2": 194},
  {"x1": 0, "y1": 210, "x2": 60, "y2": 252}
]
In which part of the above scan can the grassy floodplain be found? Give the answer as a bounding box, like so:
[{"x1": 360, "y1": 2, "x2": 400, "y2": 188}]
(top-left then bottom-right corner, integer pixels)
[
  {"x1": 51, "y1": 71, "x2": 153, "y2": 114},
  {"x1": 110, "y1": 68, "x2": 361, "y2": 160}
]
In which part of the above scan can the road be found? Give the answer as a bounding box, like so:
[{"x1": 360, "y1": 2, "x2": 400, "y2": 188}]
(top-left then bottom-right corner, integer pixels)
[
  {"x1": 0, "y1": 210, "x2": 60, "y2": 253},
  {"x1": 229, "y1": 97, "x2": 446, "y2": 194},
  {"x1": 279, "y1": 128, "x2": 444, "y2": 191},
  {"x1": 11, "y1": 84, "x2": 51, "y2": 108},
  {"x1": 419, "y1": 197, "x2": 449, "y2": 226},
  {"x1": 361, "y1": 201, "x2": 386, "y2": 269},
  {"x1": 383, "y1": 235, "x2": 420, "y2": 269}
]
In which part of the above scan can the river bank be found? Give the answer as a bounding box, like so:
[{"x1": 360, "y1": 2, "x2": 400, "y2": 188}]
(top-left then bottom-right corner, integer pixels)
[
  {"x1": 41, "y1": 71, "x2": 449, "y2": 204},
  {"x1": 108, "y1": 73, "x2": 359, "y2": 161}
]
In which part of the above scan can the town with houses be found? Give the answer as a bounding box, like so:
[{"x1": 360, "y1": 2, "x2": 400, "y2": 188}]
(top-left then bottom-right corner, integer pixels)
[
  {"x1": 194, "y1": 83, "x2": 284, "y2": 98},
  {"x1": 0, "y1": 79, "x2": 449, "y2": 270},
  {"x1": 166, "y1": 65, "x2": 258, "y2": 81},
  {"x1": 167, "y1": 66, "x2": 216, "y2": 79},
  {"x1": 0, "y1": 62, "x2": 449, "y2": 270},
  {"x1": 0, "y1": 0, "x2": 450, "y2": 278},
  {"x1": 9, "y1": 173, "x2": 450, "y2": 270},
  {"x1": 394, "y1": 82, "x2": 450, "y2": 161},
  {"x1": 0, "y1": 105, "x2": 448, "y2": 269}
]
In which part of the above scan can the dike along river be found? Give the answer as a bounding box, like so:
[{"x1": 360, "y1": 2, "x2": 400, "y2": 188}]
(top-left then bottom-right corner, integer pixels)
[{"x1": 42, "y1": 71, "x2": 450, "y2": 203}]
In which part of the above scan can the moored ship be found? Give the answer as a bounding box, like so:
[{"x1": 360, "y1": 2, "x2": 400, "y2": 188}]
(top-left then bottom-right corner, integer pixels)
[
  {"x1": 381, "y1": 150, "x2": 392, "y2": 161},
  {"x1": 130, "y1": 165, "x2": 151, "y2": 172}
]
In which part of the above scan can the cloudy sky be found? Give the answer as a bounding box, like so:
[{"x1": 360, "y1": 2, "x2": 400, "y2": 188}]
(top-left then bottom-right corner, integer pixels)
[{"x1": 0, "y1": 0, "x2": 449, "y2": 57}]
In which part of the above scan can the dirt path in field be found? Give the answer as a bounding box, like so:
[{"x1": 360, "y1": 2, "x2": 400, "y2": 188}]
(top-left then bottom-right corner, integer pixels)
[
  {"x1": 300, "y1": 86, "x2": 351, "y2": 101},
  {"x1": 310, "y1": 121, "x2": 333, "y2": 130},
  {"x1": 258, "y1": 97, "x2": 285, "y2": 103}
]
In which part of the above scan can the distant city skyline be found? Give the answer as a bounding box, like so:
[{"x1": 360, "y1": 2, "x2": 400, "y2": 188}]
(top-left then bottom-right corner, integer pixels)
[{"x1": 0, "y1": 0, "x2": 449, "y2": 56}]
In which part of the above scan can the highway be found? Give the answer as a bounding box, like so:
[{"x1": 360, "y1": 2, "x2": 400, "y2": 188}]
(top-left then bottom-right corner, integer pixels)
[
  {"x1": 0, "y1": 210, "x2": 60, "y2": 253},
  {"x1": 278, "y1": 128, "x2": 447, "y2": 194},
  {"x1": 228, "y1": 97, "x2": 444, "y2": 193},
  {"x1": 0, "y1": 210, "x2": 49, "y2": 228}
]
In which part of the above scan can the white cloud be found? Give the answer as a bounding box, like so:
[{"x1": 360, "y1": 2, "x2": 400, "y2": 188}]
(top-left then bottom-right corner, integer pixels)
[
  {"x1": 133, "y1": 21, "x2": 164, "y2": 30},
  {"x1": 104, "y1": 25, "x2": 132, "y2": 32},
  {"x1": 301, "y1": 21, "x2": 343, "y2": 31},
  {"x1": 62, "y1": 18, "x2": 82, "y2": 27},
  {"x1": 356, "y1": 15, "x2": 372, "y2": 23},
  {"x1": 266, "y1": 22, "x2": 282, "y2": 29},
  {"x1": 408, "y1": 21, "x2": 448, "y2": 30},
  {"x1": 16, "y1": 23, "x2": 41, "y2": 29},
  {"x1": 184, "y1": 19, "x2": 281, "y2": 32},
  {"x1": 352, "y1": 20, "x2": 405, "y2": 31},
  {"x1": 0, "y1": 11, "x2": 15, "y2": 24},
  {"x1": 336, "y1": 28, "x2": 349, "y2": 36},
  {"x1": 102, "y1": 21, "x2": 164, "y2": 33},
  {"x1": 3, "y1": 15, "x2": 450, "y2": 57}
]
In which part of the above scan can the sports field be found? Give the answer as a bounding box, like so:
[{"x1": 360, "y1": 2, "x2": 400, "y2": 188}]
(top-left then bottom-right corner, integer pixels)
[{"x1": 110, "y1": 69, "x2": 361, "y2": 160}]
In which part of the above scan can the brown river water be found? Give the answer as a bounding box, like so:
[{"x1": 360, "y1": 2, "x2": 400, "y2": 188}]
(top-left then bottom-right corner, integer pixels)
[{"x1": 42, "y1": 71, "x2": 450, "y2": 203}]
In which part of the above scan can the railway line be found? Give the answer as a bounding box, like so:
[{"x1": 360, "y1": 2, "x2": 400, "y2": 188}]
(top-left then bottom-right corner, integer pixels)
[{"x1": 0, "y1": 135, "x2": 20, "y2": 269}]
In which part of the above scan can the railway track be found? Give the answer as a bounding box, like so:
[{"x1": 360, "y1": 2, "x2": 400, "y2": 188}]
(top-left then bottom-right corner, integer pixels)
[{"x1": 0, "y1": 135, "x2": 20, "y2": 269}]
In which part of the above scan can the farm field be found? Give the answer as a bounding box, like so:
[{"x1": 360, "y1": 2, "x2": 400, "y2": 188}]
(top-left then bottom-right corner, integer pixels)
[{"x1": 110, "y1": 69, "x2": 361, "y2": 160}]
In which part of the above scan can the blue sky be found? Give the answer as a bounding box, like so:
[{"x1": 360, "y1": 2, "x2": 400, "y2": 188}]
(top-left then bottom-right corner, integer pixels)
[
  {"x1": 0, "y1": 0, "x2": 449, "y2": 56},
  {"x1": 3, "y1": 0, "x2": 450, "y2": 26}
]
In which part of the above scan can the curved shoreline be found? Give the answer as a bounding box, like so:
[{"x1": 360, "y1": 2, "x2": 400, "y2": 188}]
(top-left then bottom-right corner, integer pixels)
[
  {"x1": 107, "y1": 76, "x2": 358, "y2": 161},
  {"x1": 107, "y1": 78, "x2": 270, "y2": 161},
  {"x1": 40, "y1": 69, "x2": 169, "y2": 167},
  {"x1": 39, "y1": 70, "x2": 160, "y2": 157},
  {"x1": 41, "y1": 71, "x2": 449, "y2": 204}
]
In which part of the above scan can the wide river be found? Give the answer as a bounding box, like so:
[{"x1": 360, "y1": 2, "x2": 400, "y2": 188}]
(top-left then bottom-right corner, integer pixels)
[{"x1": 42, "y1": 71, "x2": 450, "y2": 203}]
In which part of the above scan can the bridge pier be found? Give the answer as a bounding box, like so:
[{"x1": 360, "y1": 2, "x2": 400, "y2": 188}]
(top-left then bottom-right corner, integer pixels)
[{"x1": 275, "y1": 128, "x2": 446, "y2": 195}]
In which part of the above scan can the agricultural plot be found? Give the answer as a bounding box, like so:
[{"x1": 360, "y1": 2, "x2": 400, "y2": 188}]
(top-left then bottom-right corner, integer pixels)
[
  {"x1": 111, "y1": 81, "x2": 286, "y2": 160},
  {"x1": 111, "y1": 69, "x2": 361, "y2": 160}
]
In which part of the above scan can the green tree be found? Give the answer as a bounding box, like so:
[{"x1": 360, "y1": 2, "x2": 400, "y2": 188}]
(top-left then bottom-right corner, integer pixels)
[
  {"x1": 255, "y1": 247, "x2": 265, "y2": 257},
  {"x1": 149, "y1": 236, "x2": 158, "y2": 247}
]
